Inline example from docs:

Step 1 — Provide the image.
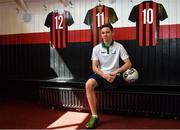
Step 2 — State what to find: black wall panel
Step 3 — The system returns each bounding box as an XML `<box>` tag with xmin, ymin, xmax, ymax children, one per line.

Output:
<box><xmin>0</xmin><ymin>38</ymin><xmax>180</xmax><ymax>86</ymax></box>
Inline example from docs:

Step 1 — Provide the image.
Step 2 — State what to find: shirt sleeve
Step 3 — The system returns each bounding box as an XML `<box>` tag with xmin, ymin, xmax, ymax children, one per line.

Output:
<box><xmin>66</xmin><ymin>11</ymin><xmax>74</xmax><ymax>26</ymax></box>
<box><xmin>158</xmin><ymin>4</ymin><xmax>168</xmax><ymax>21</ymax></box>
<box><xmin>109</xmin><ymin>7</ymin><xmax>118</xmax><ymax>23</ymax></box>
<box><xmin>84</xmin><ymin>9</ymin><xmax>92</xmax><ymax>25</ymax></box>
<box><xmin>128</xmin><ymin>5</ymin><xmax>137</xmax><ymax>22</ymax></box>
<box><xmin>91</xmin><ymin>46</ymin><xmax>99</xmax><ymax>61</ymax></box>
<box><xmin>44</xmin><ymin>12</ymin><xmax>52</xmax><ymax>28</ymax></box>
<box><xmin>119</xmin><ymin>44</ymin><xmax>129</xmax><ymax>61</ymax></box>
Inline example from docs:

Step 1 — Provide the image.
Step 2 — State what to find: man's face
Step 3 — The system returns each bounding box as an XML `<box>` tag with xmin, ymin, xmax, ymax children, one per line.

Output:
<box><xmin>101</xmin><ymin>27</ymin><xmax>114</xmax><ymax>43</ymax></box>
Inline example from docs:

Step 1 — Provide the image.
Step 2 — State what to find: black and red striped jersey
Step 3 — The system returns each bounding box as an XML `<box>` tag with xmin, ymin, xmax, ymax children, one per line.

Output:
<box><xmin>128</xmin><ymin>1</ymin><xmax>168</xmax><ymax>47</ymax></box>
<box><xmin>84</xmin><ymin>5</ymin><xmax>118</xmax><ymax>46</ymax></box>
<box><xmin>44</xmin><ymin>10</ymin><xmax>74</xmax><ymax>48</ymax></box>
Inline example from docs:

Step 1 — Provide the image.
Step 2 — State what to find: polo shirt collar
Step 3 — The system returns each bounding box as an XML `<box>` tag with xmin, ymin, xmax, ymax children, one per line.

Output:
<box><xmin>102</xmin><ymin>40</ymin><xmax>114</xmax><ymax>49</ymax></box>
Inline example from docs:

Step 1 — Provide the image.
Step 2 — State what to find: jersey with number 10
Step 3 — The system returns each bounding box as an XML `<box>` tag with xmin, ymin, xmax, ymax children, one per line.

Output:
<box><xmin>84</xmin><ymin>5</ymin><xmax>118</xmax><ymax>46</ymax></box>
<box><xmin>128</xmin><ymin>1</ymin><xmax>168</xmax><ymax>47</ymax></box>
<box><xmin>45</xmin><ymin>10</ymin><xmax>74</xmax><ymax>48</ymax></box>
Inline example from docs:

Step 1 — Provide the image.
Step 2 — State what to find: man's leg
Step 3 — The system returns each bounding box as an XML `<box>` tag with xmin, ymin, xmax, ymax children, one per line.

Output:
<box><xmin>85</xmin><ymin>78</ymin><xmax>99</xmax><ymax>128</ymax></box>
<box><xmin>85</xmin><ymin>78</ymin><xmax>98</xmax><ymax>115</ymax></box>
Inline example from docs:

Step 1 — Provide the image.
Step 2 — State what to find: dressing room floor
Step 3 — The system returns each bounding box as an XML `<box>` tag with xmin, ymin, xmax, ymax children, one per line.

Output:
<box><xmin>0</xmin><ymin>98</ymin><xmax>180</xmax><ymax>129</ymax></box>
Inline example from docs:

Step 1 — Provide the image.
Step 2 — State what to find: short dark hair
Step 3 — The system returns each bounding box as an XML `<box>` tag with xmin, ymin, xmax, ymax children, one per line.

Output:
<box><xmin>100</xmin><ymin>23</ymin><xmax>113</xmax><ymax>31</ymax></box>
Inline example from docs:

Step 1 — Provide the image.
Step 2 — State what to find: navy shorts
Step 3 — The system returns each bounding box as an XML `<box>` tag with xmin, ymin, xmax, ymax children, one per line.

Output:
<box><xmin>89</xmin><ymin>73</ymin><xmax>123</xmax><ymax>91</ymax></box>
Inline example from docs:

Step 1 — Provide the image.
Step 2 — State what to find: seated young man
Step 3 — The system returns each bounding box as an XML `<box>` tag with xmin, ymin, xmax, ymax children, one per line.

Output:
<box><xmin>85</xmin><ymin>23</ymin><xmax>132</xmax><ymax>129</ymax></box>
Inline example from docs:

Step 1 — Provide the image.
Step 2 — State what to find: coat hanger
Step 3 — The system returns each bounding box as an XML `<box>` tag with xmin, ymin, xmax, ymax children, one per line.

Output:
<box><xmin>98</xmin><ymin>0</ymin><xmax>103</xmax><ymax>7</ymax></box>
<box><xmin>54</xmin><ymin>9</ymin><xmax>58</xmax><ymax>13</ymax></box>
<box><xmin>97</xmin><ymin>0</ymin><xmax>103</xmax><ymax>9</ymax></box>
<box><xmin>53</xmin><ymin>8</ymin><xmax>64</xmax><ymax>14</ymax></box>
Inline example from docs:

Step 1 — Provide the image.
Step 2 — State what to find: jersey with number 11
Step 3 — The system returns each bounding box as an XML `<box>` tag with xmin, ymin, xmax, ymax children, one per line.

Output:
<box><xmin>84</xmin><ymin>5</ymin><xmax>118</xmax><ymax>46</ymax></box>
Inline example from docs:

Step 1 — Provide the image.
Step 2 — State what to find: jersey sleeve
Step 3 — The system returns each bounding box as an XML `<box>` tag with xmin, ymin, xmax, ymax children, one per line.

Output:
<box><xmin>84</xmin><ymin>9</ymin><xmax>92</xmax><ymax>25</ymax></box>
<box><xmin>109</xmin><ymin>7</ymin><xmax>118</xmax><ymax>23</ymax></box>
<box><xmin>158</xmin><ymin>4</ymin><xmax>168</xmax><ymax>21</ymax></box>
<box><xmin>44</xmin><ymin>12</ymin><xmax>52</xmax><ymax>28</ymax></box>
<box><xmin>66</xmin><ymin>11</ymin><xmax>74</xmax><ymax>26</ymax></box>
<box><xmin>128</xmin><ymin>5</ymin><xmax>137</xmax><ymax>22</ymax></box>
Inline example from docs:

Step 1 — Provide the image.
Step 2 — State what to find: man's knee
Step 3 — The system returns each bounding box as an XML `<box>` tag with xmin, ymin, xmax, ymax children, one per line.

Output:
<box><xmin>85</xmin><ymin>79</ymin><xmax>97</xmax><ymax>92</ymax></box>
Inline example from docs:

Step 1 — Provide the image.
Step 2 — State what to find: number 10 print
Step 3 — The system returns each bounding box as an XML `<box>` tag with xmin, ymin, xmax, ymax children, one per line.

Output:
<box><xmin>142</xmin><ymin>9</ymin><xmax>153</xmax><ymax>24</ymax></box>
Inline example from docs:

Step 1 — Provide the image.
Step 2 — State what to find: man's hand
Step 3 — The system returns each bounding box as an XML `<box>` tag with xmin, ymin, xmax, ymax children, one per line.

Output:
<box><xmin>103</xmin><ymin>73</ymin><xmax>116</xmax><ymax>83</ymax></box>
<box><xmin>110</xmin><ymin>71</ymin><xmax>118</xmax><ymax>76</ymax></box>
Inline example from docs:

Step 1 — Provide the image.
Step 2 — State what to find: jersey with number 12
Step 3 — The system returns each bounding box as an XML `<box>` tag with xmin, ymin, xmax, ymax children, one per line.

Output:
<box><xmin>45</xmin><ymin>10</ymin><xmax>74</xmax><ymax>48</ymax></box>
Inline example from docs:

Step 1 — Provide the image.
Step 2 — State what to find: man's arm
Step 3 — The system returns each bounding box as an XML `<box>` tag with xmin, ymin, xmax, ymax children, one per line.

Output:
<box><xmin>92</xmin><ymin>60</ymin><xmax>104</xmax><ymax>77</ymax></box>
<box><xmin>92</xmin><ymin>60</ymin><xmax>116</xmax><ymax>83</ymax></box>
<box><xmin>111</xmin><ymin>58</ymin><xmax>132</xmax><ymax>76</ymax></box>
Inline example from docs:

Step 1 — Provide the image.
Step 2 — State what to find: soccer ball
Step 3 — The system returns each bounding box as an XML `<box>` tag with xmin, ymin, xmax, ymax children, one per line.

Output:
<box><xmin>123</xmin><ymin>68</ymin><xmax>139</xmax><ymax>83</ymax></box>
